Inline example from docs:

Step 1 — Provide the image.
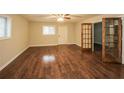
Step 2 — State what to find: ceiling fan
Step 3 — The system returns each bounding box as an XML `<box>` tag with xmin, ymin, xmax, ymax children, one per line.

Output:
<box><xmin>30</xmin><ymin>14</ymin><xmax>84</xmax><ymax>22</ymax></box>
<box><xmin>52</xmin><ymin>14</ymin><xmax>84</xmax><ymax>22</ymax></box>
<box><xmin>52</xmin><ymin>14</ymin><xmax>71</xmax><ymax>22</ymax></box>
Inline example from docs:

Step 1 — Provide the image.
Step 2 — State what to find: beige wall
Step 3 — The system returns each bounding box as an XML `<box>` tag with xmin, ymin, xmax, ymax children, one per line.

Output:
<box><xmin>75</xmin><ymin>22</ymin><xmax>81</xmax><ymax>46</ymax></box>
<box><xmin>29</xmin><ymin>22</ymin><xmax>76</xmax><ymax>46</ymax></box>
<box><xmin>0</xmin><ymin>15</ymin><xmax>29</xmax><ymax>68</ymax></box>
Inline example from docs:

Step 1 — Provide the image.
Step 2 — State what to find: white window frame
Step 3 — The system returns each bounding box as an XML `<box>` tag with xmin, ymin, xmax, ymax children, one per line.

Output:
<box><xmin>42</xmin><ymin>25</ymin><xmax>56</xmax><ymax>36</ymax></box>
<box><xmin>0</xmin><ymin>16</ymin><xmax>11</xmax><ymax>40</ymax></box>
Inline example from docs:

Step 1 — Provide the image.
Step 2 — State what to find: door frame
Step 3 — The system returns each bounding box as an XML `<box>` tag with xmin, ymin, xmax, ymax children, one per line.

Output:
<box><xmin>81</xmin><ymin>23</ymin><xmax>92</xmax><ymax>51</ymax></box>
<box><xmin>102</xmin><ymin>17</ymin><xmax>122</xmax><ymax>63</ymax></box>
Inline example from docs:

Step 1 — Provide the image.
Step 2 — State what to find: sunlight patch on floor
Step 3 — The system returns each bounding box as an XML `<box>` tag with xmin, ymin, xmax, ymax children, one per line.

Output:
<box><xmin>42</xmin><ymin>55</ymin><xmax>56</xmax><ymax>62</ymax></box>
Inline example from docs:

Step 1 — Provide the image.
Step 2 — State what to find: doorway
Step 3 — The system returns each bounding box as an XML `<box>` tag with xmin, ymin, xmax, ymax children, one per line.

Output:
<box><xmin>81</xmin><ymin>18</ymin><xmax>122</xmax><ymax>63</ymax></box>
<box><xmin>58</xmin><ymin>25</ymin><xmax>68</xmax><ymax>44</ymax></box>
<box><xmin>94</xmin><ymin>22</ymin><xmax>102</xmax><ymax>60</ymax></box>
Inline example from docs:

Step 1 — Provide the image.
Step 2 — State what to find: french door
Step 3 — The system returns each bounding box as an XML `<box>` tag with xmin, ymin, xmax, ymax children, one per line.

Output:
<box><xmin>102</xmin><ymin>18</ymin><xmax>122</xmax><ymax>63</ymax></box>
<box><xmin>81</xmin><ymin>23</ymin><xmax>92</xmax><ymax>51</ymax></box>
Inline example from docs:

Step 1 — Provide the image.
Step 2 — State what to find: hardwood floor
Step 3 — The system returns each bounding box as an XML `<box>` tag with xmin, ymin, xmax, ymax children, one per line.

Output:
<box><xmin>94</xmin><ymin>43</ymin><xmax>102</xmax><ymax>61</ymax></box>
<box><xmin>0</xmin><ymin>44</ymin><xmax>124</xmax><ymax>79</ymax></box>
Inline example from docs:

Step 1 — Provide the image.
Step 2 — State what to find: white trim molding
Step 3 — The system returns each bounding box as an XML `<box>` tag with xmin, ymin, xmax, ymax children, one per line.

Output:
<box><xmin>29</xmin><ymin>43</ymin><xmax>76</xmax><ymax>47</ymax></box>
<box><xmin>122</xmin><ymin>17</ymin><xmax>124</xmax><ymax>64</ymax></box>
<box><xmin>30</xmin><ymin>44</ymin><xmax>58</xmax><ymax>47</ymax></box>
<box><xmin>0</xmin><ymin>46</ymin><xmax>29</xmax><ymax>71</ymax></box>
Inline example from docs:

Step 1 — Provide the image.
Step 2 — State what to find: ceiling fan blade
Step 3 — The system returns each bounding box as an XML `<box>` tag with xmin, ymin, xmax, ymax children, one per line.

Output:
<box><xmin>64</xmin><ymin>17</ymin><xmax>71</xmax><ymax>19</ymax></box>
<box><xmin>71</xmin><ymin>15</ymin><xmax>84</xmax><ymax>18</ymax></box>
<box><xmin>65</xmin><ymin>14</ymin><xmax>70</xmax><ymax>16</ymax></box>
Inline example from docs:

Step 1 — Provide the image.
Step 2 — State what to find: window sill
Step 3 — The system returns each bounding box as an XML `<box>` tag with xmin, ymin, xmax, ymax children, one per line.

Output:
<box><xmin>0</xmin><ymin>37</ymin><xmax>11</xmax><ymax>40</ymax></box>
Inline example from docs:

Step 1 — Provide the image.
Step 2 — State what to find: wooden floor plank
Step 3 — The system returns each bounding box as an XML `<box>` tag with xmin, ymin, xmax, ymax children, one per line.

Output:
<box><xmin>0</xmin><ymin>44</ymin><xmax>124</xmax><ymax>79</ymax></box>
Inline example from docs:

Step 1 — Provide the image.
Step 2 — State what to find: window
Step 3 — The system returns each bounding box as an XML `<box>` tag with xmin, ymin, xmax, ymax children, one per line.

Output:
<box><xmin>0</xmin><ymin>16</ymin><xmax>11</xmax><ymax>39</ymax></box>
<box><xmin>43</xmin><ymin>26</ymin><xmax>56</xmax><ymax>35</ymax></box>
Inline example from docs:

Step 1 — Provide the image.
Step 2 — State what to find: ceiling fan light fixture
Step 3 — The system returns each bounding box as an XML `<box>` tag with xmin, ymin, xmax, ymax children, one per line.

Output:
<box><xmin>57</xmin><ymin>17</ymin><xmax>64</xmax><ymax>22</ymax></box>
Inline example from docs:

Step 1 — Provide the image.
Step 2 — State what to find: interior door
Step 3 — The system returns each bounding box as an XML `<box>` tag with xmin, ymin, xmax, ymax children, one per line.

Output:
<box><xmin>102</xmin><ymin>18</ymin><xmax>122</xmax><ymax>63</ymax></box>
<box><xmin>58</xmin><ymin>25</ymin><xmax>68</xmax><ymax>44</ymax></box>
<box><xmin>81</xmin><ymin>23</ymin><xmax>92</xmax><ymax>51</ymax></box>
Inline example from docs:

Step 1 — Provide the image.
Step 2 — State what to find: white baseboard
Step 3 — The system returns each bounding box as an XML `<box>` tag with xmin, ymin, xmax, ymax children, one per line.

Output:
<box><xmin>58</xmin><ymin>43</ymin><xmax>76</xmax><ymax>45</ymax></box>
<box><xmin>75</xmin><ymin>43</ymin><xmax>81</xmax><ymax>47</ymax></box>
<box><xmin>30</xmin><ymin>43</ymin><xmax>76</xmax><ymax>47</ymax></box>
<box><xmin>30</xmin><ymin>44</ymin><xmax>58</xmax><ymax>47</ymax></box>
<box><xmin>0</xmin><ymin>46</ymin><xmax>29</xmax><ymax>71</ymax></box>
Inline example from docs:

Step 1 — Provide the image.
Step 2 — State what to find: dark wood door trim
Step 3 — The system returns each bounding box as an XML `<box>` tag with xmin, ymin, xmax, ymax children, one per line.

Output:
<box><xmin>81</xmin><ymin>23</ymin><xmax>92</xmax><ymax>51</ymax></box>
<box><xmin>102</xmin><ymin>17</ymin><xmax>122</xmax><ymax>63</ymax></box>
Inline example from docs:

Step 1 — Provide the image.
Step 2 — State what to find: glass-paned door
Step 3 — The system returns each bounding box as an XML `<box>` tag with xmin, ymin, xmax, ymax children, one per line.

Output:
<box><xmin>102</xmin><ymin>18</ymin><xmax>122</xmax><ymax>63</ymax></box>
<box><xmin>81</xmin><ymin>23</ymin><xmax>92</xmax><ymax>51</ymax></box>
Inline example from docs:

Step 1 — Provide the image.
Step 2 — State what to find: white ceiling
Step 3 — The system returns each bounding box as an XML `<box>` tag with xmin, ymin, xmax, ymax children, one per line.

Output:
<box><xmin>22</xmin><ymin>14</ymin><xmax>99</xmax><ymax>22</ymax></box>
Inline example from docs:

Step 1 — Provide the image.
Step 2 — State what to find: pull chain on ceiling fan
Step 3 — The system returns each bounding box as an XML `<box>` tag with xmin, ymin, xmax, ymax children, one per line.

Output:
<box><xmin>57</xmin><ymin>14</ymin><xmax>64</xmax><ymax>22</ymax></box>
